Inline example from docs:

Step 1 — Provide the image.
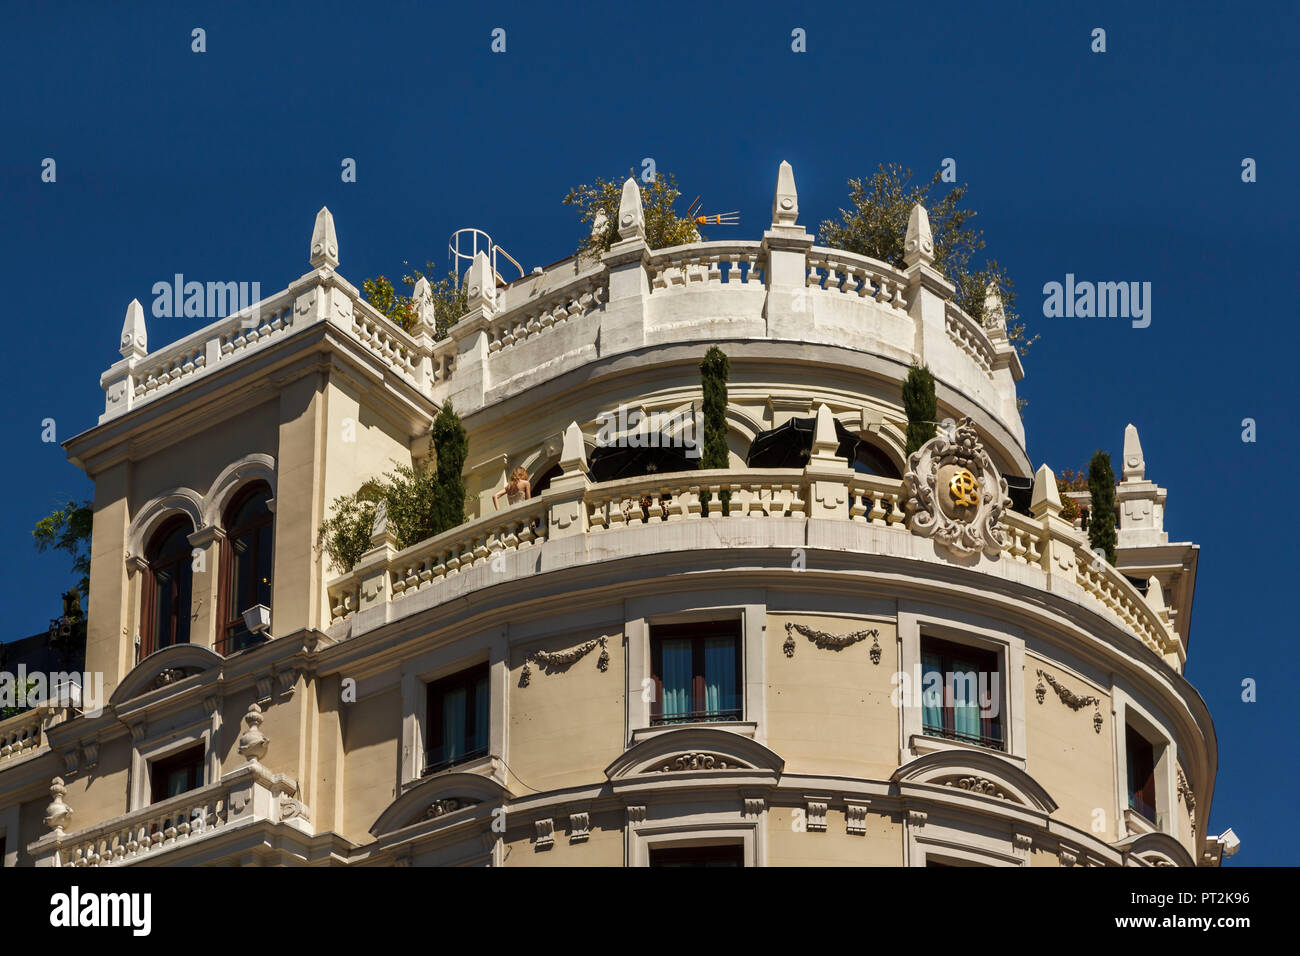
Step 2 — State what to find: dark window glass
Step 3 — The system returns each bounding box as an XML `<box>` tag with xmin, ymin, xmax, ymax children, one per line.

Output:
<box><xmin>220</xmin><ymin>483</ymin><xmax>273</xmax><ymax>654</ymax></box>
<box><xmin>649</xmin><ymin>844</ymin><xmax>744</xmax><ymax>867</ymax></box>
<box><xmin>1126</xmin><ymin>724</ymin><xmax>1158</xmax><ymax>823</ymax></box>
<box><xmin>650</xmin><ymin>621</ymin><xmax>742</xmax><ymax>726</ymax></box>
<box><xmin>142</xmin><ymin>517</ymin><xmax>194</xmax><ymax>657</ymax></box>
<box><xmin>150</xmin><ymin>745</ymin><xmax>205</xmax><ymax>803</ymax></box>
<box><xmin>424</xmin><ymin>663</ymin><xmax>490</xmax><ymax>774</ymax></box>
<box><xmin>853</xmin><ymin>441</ymin><xmax>902</xmax><ymax>479</ymax></box>
<box><xmin>920</xmin><ymin>636</ymin><xmax>1004</xmax><ymax>751</ymax></box>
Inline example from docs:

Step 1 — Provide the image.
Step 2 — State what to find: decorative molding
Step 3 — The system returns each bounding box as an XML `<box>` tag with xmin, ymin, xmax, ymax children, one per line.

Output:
<box><xmin>902</xmin><ymin>417</ymin><xmax>1010</xmax><ymax>557</ymax></box>
<box><xmin>569</xmin><ymin>811</ymin><xmax>590</xmax><ymax>842</ymax></box>
<box><xmin>279</xmin><ymin>795</ymin><xmax>311</xmax><ymax>823</ymax></box>
<box><xmin>1177</xmin><ymin>766</ymin><xmax>1196</xmax><ymax>831</ymax></box>
<box><xmin>426</xmin><ymin>797</ymin><xmax>478</xmax><ymax>819</ymax></box>
<box><xmin>845</xmin><ymin>801</ymin><xmax>869</xmax><ymax>835</ymax></box>
<box><xmin>62</xmin><ymin>750</ymin><xmax>79</xmax><ymax>776</ymax></box>
<box><xmin>627</xmin><ymin>805</ymin><xmax>646</xmax><ymax>825</ymax></box>
<box><xmin>152</xmin><ymin>667</ymin><xmax>198</xmax><ymax>690</ymax></box>
<box><xmin>534</xmin><ymin>818</ymin><xmax>555</xmax><ymax>848</ymax></box>
<box><xmin>656</xmin><ymin>752</ymin><xmax>749</xmax><ymax>773</ymax></box>
<box><xmin>520</xmin><ymin>636</ymin><xmax>609</xmax><ymax>687</ymax></box>
<box><xmin>783</xmin><ymin>621</ymin><xmax>880</xmax><ymax>657</ymax></box>
<box><xmin>1035</xmin><ymin>669</ymin><xmax>1104</xmax><ymax>734</ymax></box>
<box><xmin>907</xmin><ymin>809</ymin><xmax>928</xmax><ymax>827</ymax></box>
<box><xmin>941</xmin><ymin>775</ymin><xmax>1007</xmax><ymax>799</ymax></box>
<box><xmin>80</xmin><ymin>741</ymin><xmax>99</xmax><ymax>770</ymax></box>
<box><xmin>1013</xmin><ymin>832</ymin><xmax>1033</xmax><ymax>852</ymax></box>
<box><xmin>255</xmin><ymin>676</ymin><xmax>274</xmax><ymax>702</ymax></box>
<box><xmin>1059</xmin><ymin>847</ymin><xmax>1078</xmax><ymax>867</ymax></box>
<box><xmin>742</xmin><ymin>796</ymin><xmax>765</xmax><ymax>817</ymax></box>
<box><xmin>806</xmin><ymin>798</ymin><xmax>828</xmax><ymax>832</ymax></box>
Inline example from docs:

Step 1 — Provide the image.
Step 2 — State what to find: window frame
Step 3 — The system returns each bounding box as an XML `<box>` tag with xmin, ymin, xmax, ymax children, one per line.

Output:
<box><xmin>919</xmin><ymin>635</ymin><xmax>1005</xmax><ymax>752</ymax></box>
<box><xmin>217</xmin><ymin>481</ymin><xmax>274</xmax><ymax>655</ymax></box>
<box><xmin>423</xmin><ymin>662</ymin><xmax>492</xmax><ymax>776</ymax></box>
<box><xmin>149</xmin><ymin>742</ymin><xmax>207</xmax><ymax>803</ymax></box>
<box><xmin>140</xmin><ymin>515</ymin><xmax>196</xmax><ymax>658</ymax></box>
<box><xmin>648</xmin><ymin>620</ymin><xmax>744</xmax><ymax>727</ymax></box>
<box><xmin>898</xmin><ymin>607</ymin><xmax>1026</xmax><ymax>765</ymax></box>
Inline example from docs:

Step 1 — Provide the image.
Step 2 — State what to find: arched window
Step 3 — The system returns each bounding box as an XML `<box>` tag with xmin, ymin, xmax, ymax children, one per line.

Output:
<box><xmin>853</xmin><ymin>440</ymin><xmax>902</xmax><ymax>480</ymax></box>
<box><xmin>141</xmin><ymin>517</ymin><xmax>194</xmax><ymax>657</ymax></box>
<box><xmin>219</xmin><ymin>482</ymin><xmax>274</xmax><ymax>654</ymax></box>
<box><xmin>530</xmin><ymin>463</ymin><xmax>564</xmax><ymax>496</ymax></box>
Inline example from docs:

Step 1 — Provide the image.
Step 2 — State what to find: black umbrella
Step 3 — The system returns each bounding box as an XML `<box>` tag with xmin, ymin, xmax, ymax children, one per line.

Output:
<box><xmin>745</xmin><ymin>417</ymin><xmax>861</xmax><ymax>469</ymax></box>
<box><xmin>589</xmin><ymin>440</ymin><xmax>695</xmax><ymax>482</ymax></box>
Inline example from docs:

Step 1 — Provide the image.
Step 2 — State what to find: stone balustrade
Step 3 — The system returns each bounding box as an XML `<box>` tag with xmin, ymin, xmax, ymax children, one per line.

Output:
<box><xmin>324</xmin><ymin>464</ymin><xmax>1182</xmax><ymax>668</ymax></box>
<box><xmin>29</xmin><ymin>762</ymin><xmax>308</xmax><ymax>867</ymax></box>
<box><xmin>0</xmin><ymin>706</ymin><xmax>51</xmax><ymax>765</ymax></box>
<box><xmin>100</xmin><ymin>168</ymin><xmax>1022</xmax><ymax>455</ymax></box>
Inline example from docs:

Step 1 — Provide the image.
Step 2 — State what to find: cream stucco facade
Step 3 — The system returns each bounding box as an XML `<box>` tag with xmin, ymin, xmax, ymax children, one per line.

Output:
<box><xmin>0</xmin><ymin>163</ymin><xmax>1222</xmax><ymax>868</ymax></box>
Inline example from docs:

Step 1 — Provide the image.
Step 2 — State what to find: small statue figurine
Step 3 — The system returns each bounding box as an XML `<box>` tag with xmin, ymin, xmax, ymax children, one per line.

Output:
<box><xmin>492</xmin><ymin>467</ymin><xmax>531</xmax><ymax>509</ymax></box>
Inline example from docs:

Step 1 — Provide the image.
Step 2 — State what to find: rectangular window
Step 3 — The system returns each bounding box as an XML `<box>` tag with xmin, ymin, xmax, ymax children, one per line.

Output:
<box><xmin>649</xmin><ymin>843</ymin><xmax>744</xmax><ymax>867</ymax></box>
<box><xmin>920</xmin><ymin>636</ymin><xmax>1004</xmax><ymax>751</ymax></box>
<box><xmin>650</xmin><ymin>621</ymin><xmax>742</xmax><ymax>726</ymax></box>
<box><xmin>1126</xmin><ymin>724</ymin><xmax>1158</xmax><ymax>823</ymax></box>
<box><xmin>150</xmin><ymin>744</ymin><xmax>206</xmax><ymax>803</ymax></box>
<box><xmin>424</xmin><ymin>663</ymin><xmax>490</xmax><ymax>775</ymax></box>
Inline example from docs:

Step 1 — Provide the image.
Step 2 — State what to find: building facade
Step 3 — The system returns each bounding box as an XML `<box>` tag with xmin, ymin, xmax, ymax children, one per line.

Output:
<box><xmin>0</xmin><ymin>163</ymin><xmax>1225</xmax><ymax>867</ymax></box>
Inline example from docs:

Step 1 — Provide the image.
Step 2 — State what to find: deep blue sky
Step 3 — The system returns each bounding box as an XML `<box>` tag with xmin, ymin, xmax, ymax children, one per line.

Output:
<box><xmin>2</xmin><ymin>1</ymin><xmax>1294</xmax><ymax>863</ymax></box>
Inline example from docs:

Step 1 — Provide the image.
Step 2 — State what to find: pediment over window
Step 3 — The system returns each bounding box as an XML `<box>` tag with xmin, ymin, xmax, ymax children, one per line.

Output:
<box><xmin>604</xmin><ymin>727</ymin><xmax>784</xmax><ymax>780</ymax></box>
<box><xmin>370</xmin><ymin>771</ymin><xmax>510</xmax><ymax>837</ymax></box>
<box><xmin>1113</xmin><ymin>831</ymin><xmax>1194</xmax><ymax>868</ymax></box>
<box><xmin>110</xmin><ymin>644</ymin><xmax>224</xmax><ymax>706</ymax></box>
<box><xmin>893</xmin><ymin>749</ymin><xmax>1058</xmax><ymax>814</ymax></box>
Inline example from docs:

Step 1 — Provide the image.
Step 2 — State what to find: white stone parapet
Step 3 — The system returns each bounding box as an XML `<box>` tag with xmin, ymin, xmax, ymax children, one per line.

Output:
<box><xmin>28</xmin><ymin>762</ymin><xmax>309</xmax><ymax>867</ymax></box>
<box><xmin>324</xmin><ymin>466</ymin><xmax>1182</xmax><ymax>670</ymax></box>
<box><xmin>97</xmin><ymin>172</ymin><xmax>1025</xmax><ymax>452</ymax></box>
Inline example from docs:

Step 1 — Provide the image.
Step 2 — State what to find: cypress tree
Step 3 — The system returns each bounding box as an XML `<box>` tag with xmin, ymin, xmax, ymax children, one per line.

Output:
<box><xmin>1087</xmin><ymin>449</ymin><xmax>1117</xmax><ymax>566</ymax></box>
<box><xmin>431</xmin><ymin>402</ymin><xmax>469</xmax><ymax>534</ymax></box>
<box><xmin>699</xmin><ymin>346</ymin><xmax>731</xmax><ymax>516</ymax></box>
<box><xmin>903</xmin><ymin>364</ymin><xmax>938</xmax><ymax>455</ymax></box>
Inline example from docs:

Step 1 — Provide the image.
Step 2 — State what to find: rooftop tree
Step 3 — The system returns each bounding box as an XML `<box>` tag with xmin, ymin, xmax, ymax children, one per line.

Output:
<box><xmin>563</xmin><ymin>170</ymin><xmax>701</xmax><ymax>260</ymax></box>
<box><xmin>820</xmin><ymin>163</ymin><xmax>1036</xmax><ymax>358</ymax></box>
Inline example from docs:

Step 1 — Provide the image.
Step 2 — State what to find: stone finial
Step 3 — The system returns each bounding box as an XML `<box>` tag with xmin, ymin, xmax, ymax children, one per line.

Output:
<box><xmin>810</xmin><ymin>403</ymin><xmax>838</xmax><ymax>458</ymax></box>
<box><xmin>44</xmin><ymin>777</ymin><xmax>72</xmax><ymax>836</ymax></box>
<box><xmin>309</xmin><ymin>206</ymin><xmax>339</xmax><ymax>269</ymax></box>
<box><xmin>903</xmin><ymin>203</ymin><xmax>935</xmax><ymax>268</ymax></box>
<box><xmin>120</xmin><ymin>298</ymin><xmax>148</xmax><ymax>358</ymax></box>
<box><xmin>771</xmin><ymin>160</ymin><xmax>799</xmax><ymax>226</ymax></box>
<box><xmin>1122</xmin><ymin>424</ymin><xmax>1145</xmax><ymax>481</ymax></box>
<box><xmin>238</xmin><ymin>703</ymin><xmax>269</xmax><ymax>765</ymax></box>
<box><xmin>411</xmin><ymin>276</ymin><xmax>436</xmax><ymax>333</ymax></box>
<box><xmin>1029</xmin><ymin>463</ymin><xmax>1062</xmax><ymax>519</ymax></box>
<box><xmin>465</xmin><ymin>250</ymin><xmax>496</xmax><ymax>310</ymax></box>
<box><xmin>559</xmin><ymin>421</ymin><xmax>589</xmax><ymax>476</ymax></box>
<box><xmin>1145</xmin><ymin>575</ymin><xmax>1167</xmax><ymax>612</ymax></box>
<box><xmin>617</xmin><ymin>177</ymin><xmax>645</xmax><ymax>241</ymax></box>
<box><xmin>983</xmin><ymin>281</ymin><xmax>1008</xmax><ymax>337</ymax></box>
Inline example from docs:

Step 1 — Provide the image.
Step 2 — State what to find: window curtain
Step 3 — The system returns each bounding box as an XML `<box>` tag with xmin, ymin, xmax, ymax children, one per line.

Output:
<box><xmin>660</xmin><ymin>638</ymin><xmax>692</xmax><ymax>718</ymax></box>
<box><xmin>921</xmin><ymin>651</ymin><xmax>944</xmax><ymax>733</ymax></box>
<box><xmin>703</xmin><ymin>638</ymin><xmax>738</xmax><ymax>717</ymax></box>
<box><xmin>442</xmin><ymin>687</ymin><xmax>467</xmax><ymax>763</ymax></box>
<box><xmin>951</xmin><ymin>654</ymin><xmax>982</xmax><ymax>740</ymax></box>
